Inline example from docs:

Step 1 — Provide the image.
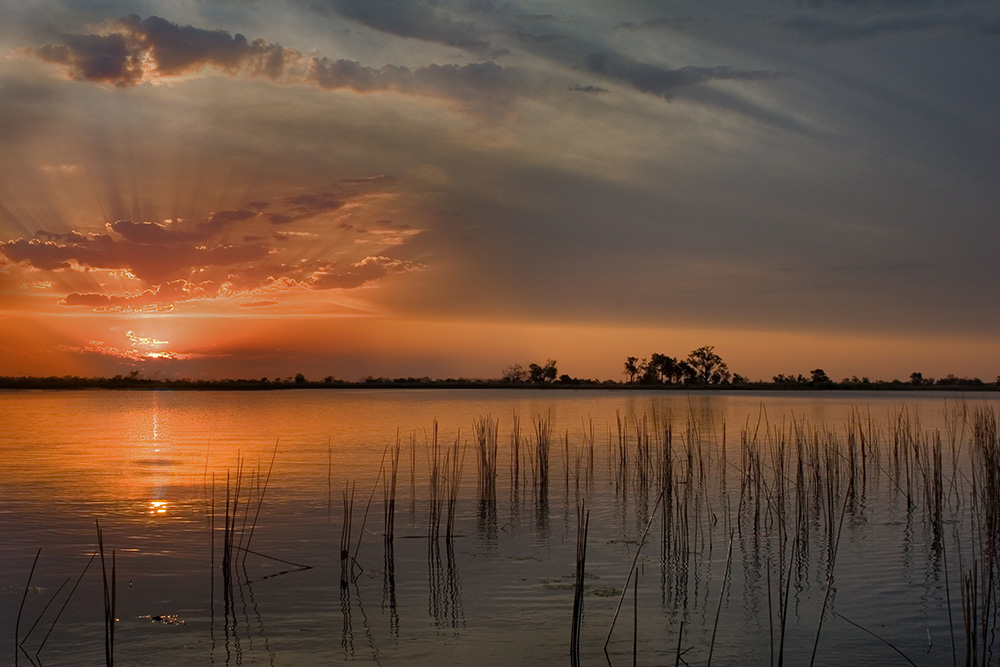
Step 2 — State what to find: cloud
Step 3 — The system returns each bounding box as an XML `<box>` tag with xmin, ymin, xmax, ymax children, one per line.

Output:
<box><xmin>60</xmin><ymin>279</ymin><xmax>212</xmax><ymax>312</ymax></box>
<box><xmin>780</xmin><ymin>10</ymin><xmax>995</xmax><ymax>41</ymax></box>
<box><xmin>0</xmin><ymin>232</ymin><xmax>271</xmax><ymax>283</ymax></box>
<box><xmin>0</xmin><ymin>178</ymin><xmax>428</xmax><ymax>312</ymax></box>
<box><xmin>616</xmin><ymin>17</ymin><xmax>699</xmax><ymax>32</ymax></box>
<box><xmin>309</xmin><ymin>256</ymin><xmax>426</xmax><ymax>289</ymax></box>
<box><xmin>60</xmin><ymin>339</ymin><xmax>186</xmax><ymax>361</ymax></box>
<box><xmin>23</xmin><ymin>14</ymin><xmax>520</xmax><ymax>110</ymax></box>
<box><xmin>312</xmin><ymin>0</ymin><xmax>492</xmax><ymax>54</ymax></box>
<box><xmin>583</xmin><ymin>53</ymin><xmax>775</xmax><ymax>99</ymax></box>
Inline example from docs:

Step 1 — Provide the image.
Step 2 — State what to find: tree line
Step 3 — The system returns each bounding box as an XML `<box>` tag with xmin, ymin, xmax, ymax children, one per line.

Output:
<box><xmin>623</xmin><ymin>345</ymin><xmax>736</xmax><ymax>385</ymax></box>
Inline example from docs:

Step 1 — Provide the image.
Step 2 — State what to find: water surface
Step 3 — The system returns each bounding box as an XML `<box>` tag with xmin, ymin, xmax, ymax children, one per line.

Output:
<box><xmin>1</xmin><ymin>389</ymin><xmax>997</xmax><ymax>666</ymax></box>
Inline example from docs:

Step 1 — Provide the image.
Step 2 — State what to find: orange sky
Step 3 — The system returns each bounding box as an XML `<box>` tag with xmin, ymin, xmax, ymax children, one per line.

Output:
<box><xmin>1</xmin><ymin>5</ymin><xmax>998</xmax><ymax>382</ymax></box>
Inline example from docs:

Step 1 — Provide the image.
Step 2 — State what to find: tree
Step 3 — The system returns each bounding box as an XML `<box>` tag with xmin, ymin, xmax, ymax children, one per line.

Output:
<box><xmin>810</xmin><ymin>368</ymin><xmax>830</xmax><ymax>385</ymax></box>
<box><xmin>623</xmin><ymin>356</ymin><xmax>639</xmax><ymax>383</ymax></box>
<box><xmin>294</xmin><ymin>372</ymin><xmax>306</xmax><ymax>384</ymax></box>
<box><xmin>527</xmin><ymin>359</ymin><xmax>558</xmax><ymax>384</ymax></box>
<box><xmin>647</xmin><ymin>353</ymin><xmax>681</xmax><ymax>384</ymax></box>
<box><xmin>501</xmin><ymin>364</ymin><xmax>527</xmax><ymax>382</ymax></box>
<box><xmin>542</xmin><ymin>359</ymin><xmax>558</xmax><ymax>383</ymax></box>
<box><xmin>528</xmin><ymin>363</ymin><xmax>545</xmax><ymax>384</ymax></box>
<box><xmin>686</xmin><ymin>345</ymin><xmax>730</xmax><ymax>384</ymax></box>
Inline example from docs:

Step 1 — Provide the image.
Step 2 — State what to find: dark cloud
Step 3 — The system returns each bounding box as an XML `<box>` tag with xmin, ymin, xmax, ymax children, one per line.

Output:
<box><xmin>616</xmin><ymin>17</ymin><xmax>698</xmax><ymax>32</ymax></box>
<box><xmin>569</xmin><ymin>84</ymin><xmax>608</xmax><ymax>94</ymax></box>
<box><xmin>583</xmin><ymin>53</ymin><xmax>776</xmax><ymax>99</ymax></box>
<box><xmin>200</xmin><ymin>208</ymin><xmax>258</xmax><ymax>233</ymax></box>
<box><xmin>0</xmin><ymin>231</ymin><xmax>270</xmax><ymax>283</ymax></box>
<box><xmin>283</xmin><ymin>191</ymin><xmax>349</xmax><ymax>216</ymax></box>
<box><xmin>109</xmin><ymin>219</ymin><xmax>194</xmax><ymax>244</ymax></box>
<box><xmin>24</xmin><ymin>14</ymin><xmax>520</xmax><ymax>109</ymax></box>
<box><xmin>305</xmin><ymin>0</ymin><xmax>491</xmax><ymax>54</ymax></box>
<box><xmin>31</xmin><ymin>32</ymin><xmax>145</xmax><ymax>86</ymax></box>
<box><xmin>515</xmin><ymin>32</ymin><xmax>567</xmax><ymax>44</ymax></box>
<box><xmin>780</xmin><ymin>10</ymin><xmax>994</xmax><ymax>41</ymax></box>
<box><xmin>308</xmin><ymin>57</ymin><xmax>520</xmax><ymax>107</ymax></box>
<box><xmin>341</xmin><ymin>174</ymin><xmax>397</xmax><ymax>185</ymax></box>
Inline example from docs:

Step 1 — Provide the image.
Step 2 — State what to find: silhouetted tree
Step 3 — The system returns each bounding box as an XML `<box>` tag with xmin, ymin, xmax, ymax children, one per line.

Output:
<box><xmin>294</xmin><ymin>373</ymin><xmax>306</xmax><ymax>384</ymax></box>
<box><xmin>527</xmin><ymin>359</ymin><xmax>558</xmax><ymax>384</ymax></box>
<box><xmin>686</xmin><ymin>346</ymin><xmax>730</xmax><ymax>384</ymax></box>
<box><xmin>810</xmin><ymin>369</ymin><xmax>830</xmax><ymax>385</ymax></box>
<box><xmin>528</xmin><ymin>363</ymin><xmax>544</xmax><ymax>384</ymax></box>
<box><xmin>648</xmin><ymin>353</ymin><xmax>682</xmax><ymax>384</ymax></box>
<box><xmin>501</xmin><ymin>364</ymin><xmax>527</xmax><ymax>382</ymax></box>
<box><xmin>624</xmin><ymin>356</ymin><xmax>639</xmax><ymax>383</ymax></box>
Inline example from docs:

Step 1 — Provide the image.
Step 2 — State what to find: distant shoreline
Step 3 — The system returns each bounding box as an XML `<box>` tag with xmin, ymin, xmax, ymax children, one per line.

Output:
<box><xmin>1</xmin><ymin>376</ymin><xmax>997</xmax><ymax>392</ymax></box>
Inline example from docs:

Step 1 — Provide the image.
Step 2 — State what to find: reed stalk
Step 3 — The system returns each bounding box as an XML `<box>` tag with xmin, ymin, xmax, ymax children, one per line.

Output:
<box><xmin>14</xmin><ymin>548</ymin><xmax>41</xmax><ymax>667</ymax></box>
<box><xmin>96</xmin><ymin>521</ymin><xmax>115</xmax><ymax>667</ymax></box>
<box><xmin>570</xmin><ymin>502</ymin><xmax>589</xmax><ymax>667</ymax></box>
<box><xmin>707</xmin><ymin>529</ymin><xmax>735</xmax><ymax>667</ymax></box>
<box><xmin>474</xmin><ymin>416</ymin><xmax>499</xmax><ymax>501</ymax></box>
<box><xmin>604</xmin><ymin>483</ymin><xmax>666</xmax><ymax>651</ymax></box>
<box><xmin>384</xmin><ymin>435</ymin><xmax>400</xmax><ymax>544</ymax></box>
<box><xmin>341</xmin><ymin>482</ymin><xmax>355</xmax><ymax>587</ymax></box>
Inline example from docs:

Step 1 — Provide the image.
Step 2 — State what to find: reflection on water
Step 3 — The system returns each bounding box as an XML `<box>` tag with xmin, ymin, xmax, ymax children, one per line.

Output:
<box><xmin>2</xmin><ymin>389</ymin><xmax>1000</xmax><ymax>665</ymax></box>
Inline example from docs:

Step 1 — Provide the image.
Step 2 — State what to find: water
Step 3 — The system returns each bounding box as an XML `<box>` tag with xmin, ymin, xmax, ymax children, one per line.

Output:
<box><xmin>1</xmin><ymin>388</ymin><xmax>998</xmax><ymax>666</ymax></box>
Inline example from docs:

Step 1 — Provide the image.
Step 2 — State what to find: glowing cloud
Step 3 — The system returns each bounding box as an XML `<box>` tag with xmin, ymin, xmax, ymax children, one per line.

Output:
<box><xmin>0</xmin><ymin>181</ymin><xmax>427</xmax><ymax>313</ymax></box>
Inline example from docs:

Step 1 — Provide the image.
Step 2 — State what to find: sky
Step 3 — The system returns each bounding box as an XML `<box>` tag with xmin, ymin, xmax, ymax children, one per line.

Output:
<box><xmin>0</xmin><ymin>0</ymin><xmax>998</xmax><ymax>382</ymax></box>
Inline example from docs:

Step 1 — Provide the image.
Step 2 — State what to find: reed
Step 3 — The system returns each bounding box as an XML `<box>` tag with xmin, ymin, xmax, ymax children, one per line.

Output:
<box><xmin>474</xmin><ymin>416</ymin><xmax>499</xmax><ymax>501</ymax></box>
<box><xmin>96</xmin><ymin>520</ymin><xmax>115</xmax><ymax>667</ymax></box>
<box><xmin>242</xmin><ymin>440</ymin><xmax>279</xmax><ymax>564</ymax></box>
<box><xmin>707</xmin><ymin>530</ymin><xmax>734</xmax><ymax>667</ymax></box>
<box><xmin>341</xmin><ymin>481</ymin><xmax>355</xmax><ymax>587</ymax></box>
<box><xmin>445</xmin><ymin>434</ymin><xmax>466</xmax><ymax>541</ymax></box>
<box><xmin>570</xmin><ymin>501</ymin><xmax>589</xmax><ymax>667</ymax></box>
<box><xmin>427</xmin><ymin>421</ymin><xmax>443</xmax><ymax>541</ymax></box>
<box><xmin>34</xmin><ymin>554</ymin><xmax>95</xmax><ymax>658</ymax></box>
<box><xmin>14</xmin><ymin>548</ymin><xmax>41</xmax><ymax>667</ymax></box>
<box><xmin>384</xmin><ymin>435</ymin><xmax>400</xmax><ymax>544</ymax></box>
<box><xmin>605</xmin><ymin>482</ymin><xmax>666</xmax><ymax>650</ymax></box>
<box><xmin>534</xmin><ymin>415</ymin><xmax>551</xmax><ymax>491</ymax></box>
<box><xmin>510</xmin><ymin>414</ymin><xmax>522</xmax><ymax>495</ymax></box>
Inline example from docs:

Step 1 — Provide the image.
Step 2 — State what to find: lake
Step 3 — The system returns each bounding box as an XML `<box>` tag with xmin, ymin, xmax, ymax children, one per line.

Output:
<box><xmin>2</xmin><ymin>388</ymin><xmax>999</xmax><ymax>666</ymax></box>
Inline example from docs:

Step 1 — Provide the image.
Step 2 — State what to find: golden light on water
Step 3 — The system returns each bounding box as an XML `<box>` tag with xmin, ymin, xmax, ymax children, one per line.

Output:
<box><xmin>148</xmin><ymin>500</ymin><xmax>169</xmax><ymax>515</ymax></box>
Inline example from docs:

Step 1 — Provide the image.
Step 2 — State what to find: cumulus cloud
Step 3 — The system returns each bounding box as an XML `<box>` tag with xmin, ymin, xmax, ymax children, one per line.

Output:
<box><xmin>24</xmin><ymin>14</ymin><xmax>519</xmax><ymax>110</ymax></box>
<box><xmin>583</xmin><ymin>53</ymin><xmax>775</xmax><ymax>99</ymax></box>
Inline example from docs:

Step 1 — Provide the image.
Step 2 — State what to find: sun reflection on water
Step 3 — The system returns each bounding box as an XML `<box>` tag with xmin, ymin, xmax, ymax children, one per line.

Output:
<box><xmin>148</xmin><ymin>500</ymin><xmax>169</xmax><ymax>515</ymax></box>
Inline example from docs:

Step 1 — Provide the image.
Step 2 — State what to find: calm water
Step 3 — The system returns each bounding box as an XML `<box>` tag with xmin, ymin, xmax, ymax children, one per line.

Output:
<box><xmin>1</xmin><ymin>388</ymin><xmax>998</xmax><ymax>666</ymax></box>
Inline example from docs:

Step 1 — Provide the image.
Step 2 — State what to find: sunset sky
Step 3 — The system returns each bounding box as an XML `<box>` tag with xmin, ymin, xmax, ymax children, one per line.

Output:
<box><xmin>1</xmin><ymin>0</ymin><xmax>998</xmax><ymax>382</ymax></box>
